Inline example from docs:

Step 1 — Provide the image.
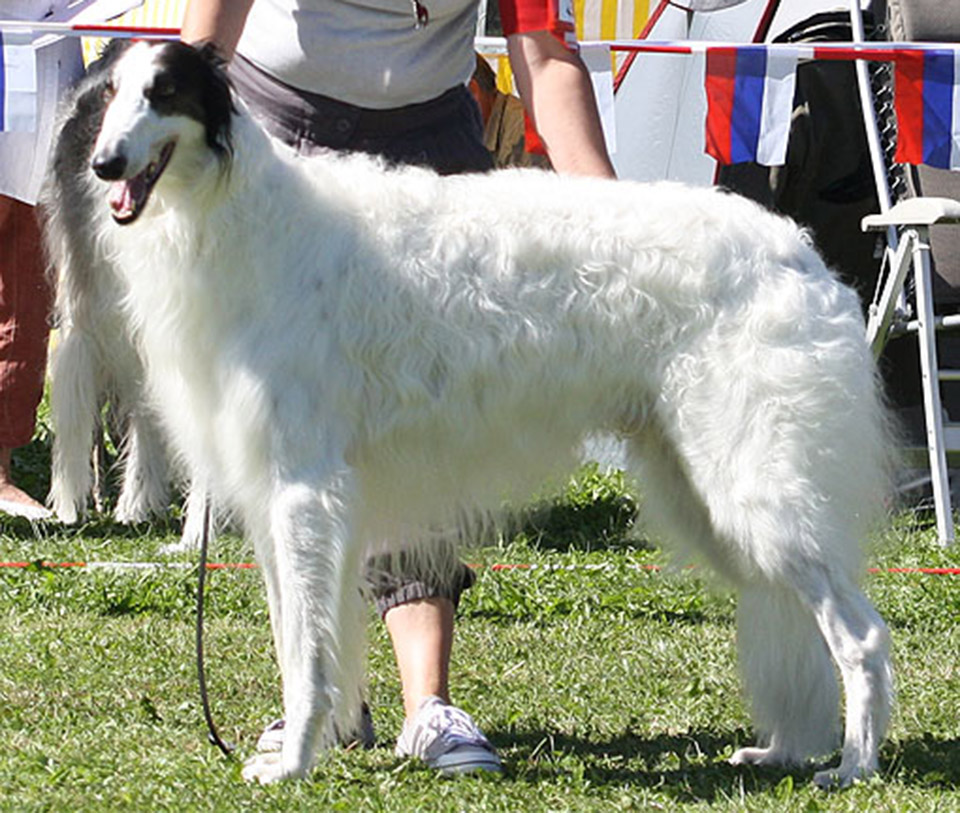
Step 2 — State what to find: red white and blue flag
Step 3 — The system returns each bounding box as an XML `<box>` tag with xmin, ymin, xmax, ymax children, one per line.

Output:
<box><xmin>704</xmin><ymin>46</ymin><xmax>798</xmax><ymax>167</ymax></box>
<box><xmin>894</xmin><ymin>49</ymin><xmax>960</xmax><ymax>170</ymax></box>
<box><xmin>0</xmin><ymin>31</ymin><xmax>37</xmax><ymax>132</ymax></box>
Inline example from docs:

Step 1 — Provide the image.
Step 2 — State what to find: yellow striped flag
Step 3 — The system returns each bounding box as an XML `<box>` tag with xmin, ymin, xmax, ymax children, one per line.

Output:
<box><xmin>82</xmin><ymin>0</ymin><xmax>184</xmax><ymax>64</ymax></box>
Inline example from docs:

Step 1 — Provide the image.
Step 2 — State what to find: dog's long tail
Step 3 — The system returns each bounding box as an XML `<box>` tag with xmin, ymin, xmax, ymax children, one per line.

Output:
<box><xmin>735</xmin><ymin>582</ymin><xmax>840</xmax><ymax>762</ymax></box>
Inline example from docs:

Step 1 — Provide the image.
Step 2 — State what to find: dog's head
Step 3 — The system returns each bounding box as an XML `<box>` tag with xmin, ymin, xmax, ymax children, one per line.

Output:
<box><xmin>90</xmin><ymin>41</ymin><xmax>235</xmax><ymax>225</ymax></box>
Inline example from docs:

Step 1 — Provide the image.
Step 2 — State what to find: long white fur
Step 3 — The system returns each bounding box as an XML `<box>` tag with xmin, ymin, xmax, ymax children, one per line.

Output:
<box><xmin>40</xmin><ymin>43</ymin><xmax>205</xmax><ymax>548</ymax></box>
<box><xmin>42</xmin><ymin>162</ymin><xmax>172</xmax><ymax>524</ymax></box>
<box><xmin>88</xmin><ymin>41</ymin><xmax>893</xmax><ymax>787</ymax></box>
<box><xmin>45</xmin><ymin>248</ymin><xmax>171</xmax><ymax>525</ymax></box>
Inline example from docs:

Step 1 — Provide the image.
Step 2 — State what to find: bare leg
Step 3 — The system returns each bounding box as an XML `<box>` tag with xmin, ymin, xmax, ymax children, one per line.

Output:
<box><xmin>385</xmin><ymin>596</ymin><xmax>455</xmax><ymax>720</ymax></box>
<box><xmin>0</xmin><ymin>447</ymin><xmax>51</xmax><ymax>518</ymax></box>
<box><xmin>0</xmin><ymin>196</ymin><xmax>51</xmax><ymax>520</ymax></box>
<box><xmin>387</xmin><ymin>594</ymin><xmax>502</xmax><ymax>775</ymax></box>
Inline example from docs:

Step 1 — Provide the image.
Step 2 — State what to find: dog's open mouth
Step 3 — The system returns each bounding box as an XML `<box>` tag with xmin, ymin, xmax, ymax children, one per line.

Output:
<box><xmin>108</xmin><ymin>141</ymin><xmax>176</xmax><ymax>225</ymax></box>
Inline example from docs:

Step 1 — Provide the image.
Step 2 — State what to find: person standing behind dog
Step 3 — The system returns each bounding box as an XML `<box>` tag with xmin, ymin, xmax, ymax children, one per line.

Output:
<box><xmin>469</xmin><ymin>53</ymin><xmax>552</xmax><ymax>170</ymax></box>
<box><xmin>180</xmin><ymin>0</ymin><xmax>615</xmax><ymax>775</ymax></box>
<box><xmin>0</xmin><ymin>196</ymin><xmax>52</xmax><ymax>520</ymax></box>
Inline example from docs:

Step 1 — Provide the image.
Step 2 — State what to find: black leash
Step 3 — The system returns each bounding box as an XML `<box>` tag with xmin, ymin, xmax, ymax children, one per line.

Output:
<box><xmin>195</xmin><ymin>498</ymin><xmax>236</xmax><ymax>758</ymax></box>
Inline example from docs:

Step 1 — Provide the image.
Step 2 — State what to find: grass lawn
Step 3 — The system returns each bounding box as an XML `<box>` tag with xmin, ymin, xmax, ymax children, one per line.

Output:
<box><xmin>2</xmin><ymin>435</ymin><xmax>960</xmax><ymax>811</ymax></box>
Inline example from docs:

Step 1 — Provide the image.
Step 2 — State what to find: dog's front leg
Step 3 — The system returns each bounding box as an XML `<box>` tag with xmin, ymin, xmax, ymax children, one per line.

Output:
<box><xmin>241</xmin><ymin>474</ymin><xmax>364</xmax><ymax>784</ymax></box>
<box><xmin>160</xmin><ymin>480</ymin><xmax>209</xmax><ymax>554</ymax></box>
<box><xmin>47</xmin><ymin>324</ymin><xmax>100</xmax><ymax>522</ymax></box>
<box><xmin>114</xmin><ymin>406</ymin><xmax>172</xmax><ymax>523</ymax></box>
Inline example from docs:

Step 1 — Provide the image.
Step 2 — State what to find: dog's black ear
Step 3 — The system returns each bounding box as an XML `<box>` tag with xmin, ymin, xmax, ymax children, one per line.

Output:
<box><xmin>89</xmin><ymin>38</ymin><xmax>133</xmax><ymax>77</ymax></box>
<box><xmin>150</xmin><ymin>41</ymin><xmax>236</xmax><ymax>163</ymax></box>
<box><xmin>194</xmin><ymin>42</ymin><xmax>236</xmax><ymax>162</ymax></box>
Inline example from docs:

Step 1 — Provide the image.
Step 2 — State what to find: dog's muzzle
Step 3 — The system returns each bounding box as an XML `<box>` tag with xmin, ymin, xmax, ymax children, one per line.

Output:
<box><xmin>91</xmin><ymin>141</ymin><xmax>176</xmax><ymax>225</ymax></box>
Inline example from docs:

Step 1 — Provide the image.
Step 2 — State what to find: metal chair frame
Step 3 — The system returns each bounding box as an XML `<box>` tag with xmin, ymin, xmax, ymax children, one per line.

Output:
<box><xmin>863</xmin><ymin>198</ymin><xmax>960</xmax><ymax>544</ymax></box>
<box><xmin>850</xmin><ymin>0</ymin><xmax>960</xmax><ymax>543</ymax></box>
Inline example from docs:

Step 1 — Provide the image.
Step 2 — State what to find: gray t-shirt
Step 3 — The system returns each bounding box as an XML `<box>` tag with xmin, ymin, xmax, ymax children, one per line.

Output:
<box><xmin>237</xmin><ymin>0</ymin><xmax>480</xmax><ymax>109</ymax></box>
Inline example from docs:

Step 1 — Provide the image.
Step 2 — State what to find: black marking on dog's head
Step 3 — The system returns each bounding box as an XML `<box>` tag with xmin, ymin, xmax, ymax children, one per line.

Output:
<box><xmin>141</xmin><ymin>41</ymin><xmax>236</xmax><ymax>162</ymax></box>
<box><xmin>49</xmin><ymin>39</ymin><xmax>134</xmax><ymax>192</ymax></box>
<box><xmin>92</xmin><ymin>41</ymin><xmax>238</xmax><ymax>224</ymax></box>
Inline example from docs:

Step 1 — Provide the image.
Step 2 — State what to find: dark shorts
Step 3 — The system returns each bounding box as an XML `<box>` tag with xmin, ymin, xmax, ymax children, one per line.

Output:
<box><xmin>229</xmin><ymin>55</ymin><xmax>494</xmax><ymax>175</ymax></box>
<box><xmin>228</xmin><ymin>56</ymin><xmax>484</xmax><ymax>615</ymax></box>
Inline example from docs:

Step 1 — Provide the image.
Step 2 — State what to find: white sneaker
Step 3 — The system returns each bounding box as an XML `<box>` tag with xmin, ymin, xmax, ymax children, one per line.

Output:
<box><xmin>256</xmin><ymin>703</ymin><xmax>375</xmax><ymax>752</ymax></box>
<box><xmin>255</xmin><ymin>718</ymin><xmax>285</xmax><ymax>753</ymax></box>
<box><xmin>395</xmin><ymin>696</ymin><xmax>502</xmax><ymax>776</ymax></box>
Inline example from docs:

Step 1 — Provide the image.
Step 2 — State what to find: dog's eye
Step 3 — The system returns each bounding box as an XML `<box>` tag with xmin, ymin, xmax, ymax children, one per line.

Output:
<box><xmin>102</xmin><ymin>81</ymin><xmax>115</xmax><ymax>102</ymax></box>
<box><xmin>150</xmin><ymin>79</ymin><xmax>176</xmax><ymax>100</ymax></box>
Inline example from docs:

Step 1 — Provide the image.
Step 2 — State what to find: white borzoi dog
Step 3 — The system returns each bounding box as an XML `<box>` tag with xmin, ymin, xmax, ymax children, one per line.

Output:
<box><xmin>83</xmin><ymin>40</ymin><xmax>893</xmax><ymax>787</ymax></box>
<box><xmin>40</xmin><ymin>41</ymin><xmax>206</xmax><ymax>547</ymax></box>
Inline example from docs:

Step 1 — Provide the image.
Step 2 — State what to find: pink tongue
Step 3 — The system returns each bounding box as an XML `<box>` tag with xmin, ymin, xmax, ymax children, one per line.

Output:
<box><xmin>109</xmin><ymin>176</ymin><xmax>145</xmax><ymax>219</ymax></box>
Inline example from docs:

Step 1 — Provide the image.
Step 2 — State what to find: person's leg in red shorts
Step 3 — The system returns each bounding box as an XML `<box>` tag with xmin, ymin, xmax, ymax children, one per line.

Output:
<box><xmin>0</xmin><ymin>194</ymin><xmax>52</xmax><ymax>518</ymax></box>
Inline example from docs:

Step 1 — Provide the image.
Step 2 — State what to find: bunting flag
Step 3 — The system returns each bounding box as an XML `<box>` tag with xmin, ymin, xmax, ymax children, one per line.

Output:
<box><xmin>0</xmin><ymin>30</ymin><xmax>37</xmax><ymax>132</ymax></box>
<box><xmin>893</xmin><ymin>49</ymin><xmax>960</xmax><ymax>170</ymax></box>
<box><xmin>704</xmin><ymin>46</ymin><xmax>798</xmax><ymax>167</ymax></box>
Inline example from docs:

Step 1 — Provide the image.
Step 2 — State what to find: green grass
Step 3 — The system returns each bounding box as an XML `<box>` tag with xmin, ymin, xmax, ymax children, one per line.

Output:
<box><xmin>2</xmin><ymin>433</ymin><xmax>960</xmax><ymax>811</ymax></box>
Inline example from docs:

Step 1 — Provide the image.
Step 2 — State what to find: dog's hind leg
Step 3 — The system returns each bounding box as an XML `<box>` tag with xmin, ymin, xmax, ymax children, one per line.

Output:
<box><xmin>730</xmin><ymin>567</ymin><xmax>890</xmax><ymax>788</ymax></box>
<box><xmin>804</xmin><ymin>571</ymin><xmax>892</xmax><ymax>788</ymax></box>
<box><xmin>241</xmin><ymin>473</ymin><xmax>367</xmax><ymax>784</ymax></box>
<box><xmin>627</xmin><ymin>426</ymin><xmax>835</xmax><ymax>768</ymax></box>
<box><xmin>160</xmin><ymin>481</ymin><xmax>210</xmax><ymax>554</ymax></box>
<box><xmin>624</xmin><ymin>428</ymin><xmax>834</xmax><ymax>760</ymax></box>
<box><xmin>626</xmin><ymin>423</ymin><xmax>891</xmax><ymax>786</ymax></box>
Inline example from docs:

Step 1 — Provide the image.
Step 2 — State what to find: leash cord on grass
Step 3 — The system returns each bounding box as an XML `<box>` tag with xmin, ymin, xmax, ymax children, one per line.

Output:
<box><xmin>196</xmin><ymin>498</ymin><xmax>236</xmax><ymax>759</ymax></box>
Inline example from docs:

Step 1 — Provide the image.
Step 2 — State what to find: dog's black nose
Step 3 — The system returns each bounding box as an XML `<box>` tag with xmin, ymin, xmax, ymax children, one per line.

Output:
<box><xmin>92</xmin><ymin>153</ymin><xmax>127</xmax><ymax>181</ymax></box>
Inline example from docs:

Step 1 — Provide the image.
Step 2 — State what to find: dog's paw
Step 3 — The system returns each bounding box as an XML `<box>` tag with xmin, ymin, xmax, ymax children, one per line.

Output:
<box><xmin>50</xmin><ymin>501</ymin><xmax>79</xmax><ymax>525</ymax></box>
<box><xmin>161</xmin><ymin>504</ymin><xmax>206</xmax><ymax>554</ymax></box>
<box><xmin>113</xmin><ymin>498</ymin><xmax>152</xmax><ymax>525</ymax></box>
<box><xmin>729</xmin><ymin>746</ymin><xmax>779</xmax><ymax>767</ymax></box>
<box><xmin>241</xmin><ymin>753</ymin><xmax>299</xmax><ymax>784</ymax></box>
<box><xmin>159</xmin><ymin>536</ymin><xmax>199</xmax><ymax>555</ymax></box>
<box><xmin>813</xmin><ymin>768</ymin><xmax>846</xmax><ymax>790</ymax></box>
<box><xmin>813</xmin><ymin>762</ymin><xmax>874</xmax><ymax>790</ymax></box>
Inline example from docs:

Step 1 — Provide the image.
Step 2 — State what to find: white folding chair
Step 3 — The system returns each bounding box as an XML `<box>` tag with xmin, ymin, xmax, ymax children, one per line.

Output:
<box><xmin>851</xmin><ymin>0</ymin><xmax>960</xmax><ymax>544</ymax></box>
<box><xmin>864</xmin><ymin>198</ymin><xmax>960</xmax><ymax>544</ymax></box>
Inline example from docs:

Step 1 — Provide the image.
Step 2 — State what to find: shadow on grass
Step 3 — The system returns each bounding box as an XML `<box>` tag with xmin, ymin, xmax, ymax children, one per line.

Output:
<box><xmin>462</xmin><ymin>584</ymin><xmax>714</xmax><ymax>626</ymax></box>
<box><xmin>493</xmin><ymin>728</ymin><xmax>960</xmax><ymax>798</ymax></box>
<box><xmin>0</xmin><ymin>513</ymin><xmax>185</xmax><ymax>542</ymax></box>
<box><xmin>516</xmin><ymin>492</ymin><xmax>641</xmax><ymax>554</ymax></box>
<box><xmin>496</xmin><ymin>727</ymin><xmax>797</xmax><ymax>801</ymax></box>
<box><xmin>885</xmin><ymin>733</ymin><xmax>960</xmax><ymax>788</ymax></box>
<box><xmin>495</xmin><ymin>463</ymin><xmax>646</xmax><ymax>555</ymax></box>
